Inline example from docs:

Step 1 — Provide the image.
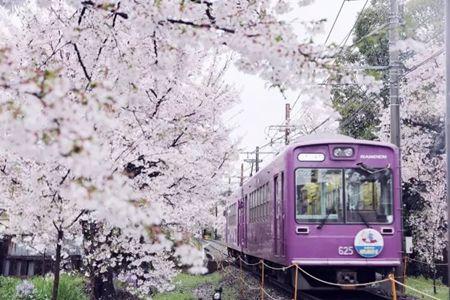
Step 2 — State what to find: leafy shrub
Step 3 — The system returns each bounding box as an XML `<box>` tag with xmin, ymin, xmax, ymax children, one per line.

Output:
<box><xmin>0</xmin><ymin>276</ymin><xmax>21</xmax><ymax>299</ymax></box>
<box><xmin>0</xmin><ymin>274</ymin><xmax>88</xmax><ymax>300</ymax></box>
<box><xmin>16</xmin><ymin>280</ymin><xmax>35</xmax><ymax>299</ymax></box>
<box><xmin>32</xmin><ymin>274</ymin><xmax>88</xmax><ymax>300</ymax></box>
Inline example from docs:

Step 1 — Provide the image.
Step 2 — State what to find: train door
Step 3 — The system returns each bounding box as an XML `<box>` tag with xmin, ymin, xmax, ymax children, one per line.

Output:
<box><xmin>238</xmin><ymin>197</ymin><xmax>247</xmax><ymax>249</ymax></box>
<box><xmin>274</xmin><ymin>172</ymin><xmax>285</xmax><ymax>256</ymax></box>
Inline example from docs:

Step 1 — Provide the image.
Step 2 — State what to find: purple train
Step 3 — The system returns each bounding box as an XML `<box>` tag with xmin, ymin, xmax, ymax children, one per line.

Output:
<box><xmin>224</xmin><ymin>135</ymin><xmax>402</xmax><ymax>290</ymax></box>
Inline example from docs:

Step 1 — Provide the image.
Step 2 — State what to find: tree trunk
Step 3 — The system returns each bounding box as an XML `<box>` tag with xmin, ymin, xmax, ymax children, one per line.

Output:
<box><xmin>51</xmin><ymin>230</ymin><xmax>63</xmax><ymax>300</ymax></box>
<box><xmin>433</xmin><ymin>268</ymin><xmax>437</xmax><ymax>294</ymax></box>
<box><xmin>91</xmin><ymin>270</ymin><xmax>116</xmax><ymax>300</ymax></box>
<box><xmin>81</xmin><ymin>220</ymin><xmax>117</xmax><ymax>300</ymax></box>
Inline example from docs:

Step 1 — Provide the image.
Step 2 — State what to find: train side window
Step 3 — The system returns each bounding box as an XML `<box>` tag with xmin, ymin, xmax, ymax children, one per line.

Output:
<box><xmin>256</xmin><ymin>189</ymin><xmax>259</xmax><ymax>222</ymax></box>
<box><xmin>262</xmin><ymin>185</ymin><xmax>265</xmax><ymax>219</ymax></box>
<box><xmin>253</xmin><ymin>191</ymin><xmax>256</xmax><ymax>222</ymax></box>
<box><xmin>263</xmin><ymin>184</ymin><xmax>267</xmax><ymax>219</ymax></box>
<box><xmin>259</xmin><ymin>187</ymin><xmax>264</xmax><ymax>220</ymax></box>
<box><xmin>258</xmin><ymin>188</ymin><xmax>262</xmax><ymax>222</ymax></box>
<box><xmin>258</xmin><ymin>188</ymin><xmax>262</xmax><ymax>221</ymax></box>
<box><xmin>260</xmin><ymin>186</ymin><xmax>263</xmax><ymax>221</ymax></box>
<box><xmin>265</xmin><ymin>183</ymin><xmax>269</xmax><ymax>218</ymax></box>
<box><xmin>250</xmin><ymin>193</ymin><xmax>253</xmax><ymax>223</ymax></box>
<box><xmin>256</xmin><ymin>188</ymin><xmax>259</xmax><ymax>222</ymax></box>
<box><xmin>250</xmin><ymin>193</ymin><xmax>252</xmax><ymax>223</ymax></box>
<box><xmin>254</xmin><ymin>191</ymin><xmax>256</xmax><ymax>221</ymax></box>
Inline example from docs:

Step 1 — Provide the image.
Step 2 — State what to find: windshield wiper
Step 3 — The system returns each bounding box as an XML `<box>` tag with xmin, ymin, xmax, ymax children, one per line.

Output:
<box><xmin>317</xmin><ymin>209</ymin><xmax>333</xmax><ymax>229</ymax></box>
<box><xmin>356</xmin><ymin>210</ymin><xmax>371</xmax><ymax>228</ymax></box>
<box><xmin>356</xmin><ymin>162</ymin><xmax>390</xmax><ymax>175</ymax></box>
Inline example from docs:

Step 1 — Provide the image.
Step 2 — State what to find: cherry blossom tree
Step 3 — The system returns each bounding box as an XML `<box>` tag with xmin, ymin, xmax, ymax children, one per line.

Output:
<box><xmin>379</xmin><ymin>31</ymin><xmax>446</xmax><ymax>283</ymax></box>
<box><xmin>0</xmin><ymin>0</ymin><xmax>336</xmax><ymax>298</ymax></box>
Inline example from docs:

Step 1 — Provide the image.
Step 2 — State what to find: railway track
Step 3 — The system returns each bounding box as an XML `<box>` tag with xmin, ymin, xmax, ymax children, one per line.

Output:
<box><xmin>202</xmin><ymin>239</ymin><xmax>414</xmax><ymax>300</ymax></box>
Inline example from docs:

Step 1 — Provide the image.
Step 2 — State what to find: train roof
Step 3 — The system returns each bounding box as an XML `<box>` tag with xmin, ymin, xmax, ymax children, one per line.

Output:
<box><xmin>227</xmin><ymin>134</ymin><xmax>398</xmax><ymax>203</ymax></box>
<box><xmin>286</xmin><ymin>134</ymin><xmax>398</xmax><ymax>151</ymax></box>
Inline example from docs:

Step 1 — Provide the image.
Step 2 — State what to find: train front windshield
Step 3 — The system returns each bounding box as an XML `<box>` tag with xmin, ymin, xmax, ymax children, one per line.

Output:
<box><xmin>295</xmin><ymin>168</ymin><xmax>393</xmax><ymax>224</ymax></box>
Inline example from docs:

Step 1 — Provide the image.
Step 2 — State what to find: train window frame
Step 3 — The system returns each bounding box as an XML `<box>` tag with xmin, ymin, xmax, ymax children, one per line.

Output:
<box><xmin>257</xmin><ymin>188</ymin><xmax>261</xmax><ymax>221</ymax></box>
<box><xmin>251</xmin><ymin>192</ymin><xmax>254</xmax><ymax>223</ymax></box>
<box><xmin>295</xmin><ymin>168</ymin><xmax>345</xmax><ymax>223</ymax></box>
<box><xmin>294</xmin><ymin>167</ymin><xmax>395</xmax><ymax>226</ymax></box>
<box><xmin>227</xmin><ymin>203</ymin><xmax>237</xmax><ymax>226</ymax></box>
<box><xmin>344</xmin><ymin>168</ymin><xmax>394</xmax><ymax>225</ymax></box>
<box><xmin>246</xmin><ymin>182</ymin><xmax>273</xmax><ymax>223</ymax></box>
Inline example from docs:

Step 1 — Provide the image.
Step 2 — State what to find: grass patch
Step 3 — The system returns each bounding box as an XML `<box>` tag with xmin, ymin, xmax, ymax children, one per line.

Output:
<box><xmin>221</xmin><ymin>286</ymin><xmax>239</xmax><ymax>300</ymax></box>
<box><xmin>0</xmin><ymin>274</ymin><xmax>88</xmax><ymax>300</ymax></box>
<box><xmin>0</xmin><ymin>276</ymin><xmax>21</xmax><ymax>299</ymax></box>
<box><xmin>153</xmin><ymin>272</ymin><xmax>222</xmax><ymax>300</ymax></box>
<box><xmin>405</xmin><ymin>276</ymin><xmax>449</xmax><ymax>300</ymax></box>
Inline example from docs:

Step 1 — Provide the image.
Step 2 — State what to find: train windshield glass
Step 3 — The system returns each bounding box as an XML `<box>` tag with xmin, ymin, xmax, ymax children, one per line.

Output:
<box><xmin>295</xmin><ymin>169</ymin><xmax>344</xmax><ymax>223</ymax></box>
<box><xmin>295</xmin><ymin>168</ymin><xmax>393</xmax><ymax>224</ymax></box>
<box><xmin>345</xmin><ymin>168</ymin><xmax>393</xmax><ymax>224</ymax></box>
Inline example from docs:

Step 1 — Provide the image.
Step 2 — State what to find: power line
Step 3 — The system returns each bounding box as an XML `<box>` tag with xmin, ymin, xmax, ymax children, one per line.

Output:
<box><xmin>402</xmin><ymin>48</ymin><xmax>444</xmax><ymax>77</ymax></box>
<box><xmin>290</xmin><ymin>92</ymin><xmax>302</xmax><ymax>112</ymax></box>
<box><xmin>309</xmin><ymin>117</ymin><xmax>332</xmax><ymax>134</ymax></box>
<box><xmin>348</xmin><ymin>23</ymin><xmax>389</xmax><ymax>50</ymax></box>
<box><xmin>334</xmin><ymin>51</ymin><xmax>444</xmax><ymax>136</ymax></box>
<box><xmin>324</xmin><ymin>0</ymin><xmax>346</xmax><ymax>45</ymax></box>
<box><xmin>338</xmin><ymin>0</ymin><xmax>370</xmax><ymax>48</ymax></box>
<box><xmin>338</xmin><ymin>96</ymin><xmax>377</xmax><ymax>130</ymax></box>
<box><xmin>239</xmin><ymin>0</ymin><xmax>374</xmax><ymax>183</ymax></box>
<box><xmin>319</xmin><ymin>0</ymin><xmax>371</xmax><ymax>87</ymax></box>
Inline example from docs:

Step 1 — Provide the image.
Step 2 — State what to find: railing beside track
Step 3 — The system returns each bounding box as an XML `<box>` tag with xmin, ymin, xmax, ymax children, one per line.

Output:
<box><xmin>203</xmin><ymin>241</ymin><xmax>439</xmax><ymax>300</ymax></box>
<box><xmin>204</xmin><ymin>241</ymin><xmax>441</xmax><ymax>300</ymax></box>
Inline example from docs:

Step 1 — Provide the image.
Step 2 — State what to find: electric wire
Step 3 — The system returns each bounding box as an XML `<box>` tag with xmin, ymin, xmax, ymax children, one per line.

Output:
<box><xmin>402</xmin><ymin>48</ymin><xmax>444</xmax><ymax>77</ymax></box>
<box><xmin>239</xmin><ymin>0</ymin><xmax>381</xmax><ymax>183</ymax></box>
<box><xmin>338</xmin><ymin>0</ymin><xmax>370</xmax><ymax>49</ymax></box>
<box><xmin>324</xmin><ymin>0</ymin><xmax>346</xmax><ymax>45</ymax></box>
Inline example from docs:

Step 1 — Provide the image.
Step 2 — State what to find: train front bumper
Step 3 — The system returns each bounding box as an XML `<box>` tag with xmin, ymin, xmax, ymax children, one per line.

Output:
<box><xmin>291</xmin><ymin>258</ymin><xmax>401</xmax><ymax>266</ymax></box>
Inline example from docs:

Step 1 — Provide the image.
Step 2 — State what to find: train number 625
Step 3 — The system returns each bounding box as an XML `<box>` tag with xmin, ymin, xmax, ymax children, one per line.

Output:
<box><xmin>338</xmin><ymin>246</ymin><xmax>354</xmax><ymax>256</ymax></box>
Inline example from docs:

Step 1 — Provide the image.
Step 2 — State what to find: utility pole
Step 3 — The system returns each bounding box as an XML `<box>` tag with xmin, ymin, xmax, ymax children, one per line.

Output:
<box><xmin>389</xmin><ymin>0</ymin><xmax>404</xmax><ymax>288</ymax></box>
<box><xmin>445</xmin><ymin>0</ymin><xmax>450</xmax><ymax>290</ymax></box>
<box><xmin>285</xmin><ymin>103</ymin><xmax>291</xmax><ymax>145</ymax></box>
<box><xmin>389</xmin><ymin>0</ymin><xmax>400</xmax><ymax>146</ymax></box>
<box><xmin>255</xmin><ymin>146</ymin><xmax>260</xmax><ymax>172</ymax></box>
<box><xmin>240</xmin><ymin>163</ymin><xmax>244</xmax><ymax>187</ymax></box>
<box><xmin>242</xmin><ymin>149</ymin><xmax>272</xmax><ymax>177</ymax></box>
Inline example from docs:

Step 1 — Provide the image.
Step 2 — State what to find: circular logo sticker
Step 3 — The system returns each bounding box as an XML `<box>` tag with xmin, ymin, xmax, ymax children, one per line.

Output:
<box><xmin>354</xmin><ymin>228</ymin><xmax>384</xmax><ymax>258</ymax></box>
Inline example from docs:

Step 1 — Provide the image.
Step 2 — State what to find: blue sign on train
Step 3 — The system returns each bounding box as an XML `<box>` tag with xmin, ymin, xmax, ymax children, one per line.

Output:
<box><xmin>354</xmin><ymin>228</ymin><xmax>384</xmax><ymax>258</ymax></box>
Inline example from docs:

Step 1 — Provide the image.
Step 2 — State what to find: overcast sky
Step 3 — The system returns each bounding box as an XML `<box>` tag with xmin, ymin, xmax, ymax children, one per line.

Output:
<box><xmin>225</xmin><ymin>0</ymin><xmax>367</xmax><ymax>165</ymax></box>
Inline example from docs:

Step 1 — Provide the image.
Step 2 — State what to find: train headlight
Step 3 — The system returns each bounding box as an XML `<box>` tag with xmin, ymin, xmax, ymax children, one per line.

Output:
<box><xmin>333</xmin><ymin>147</ymin><xmax>354</xmax><ymax>158</ymax></box>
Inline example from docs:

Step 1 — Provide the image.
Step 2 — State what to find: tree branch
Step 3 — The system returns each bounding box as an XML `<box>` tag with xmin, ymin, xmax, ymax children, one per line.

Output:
<box><xmin>165</xmin><ymin>19</ymin><xmax>235</xmax><ymax>34</ymax></box>
<box><xmin>169</xmin><ymin>131</ymin><xmax>185</xmax><ymax>148</ymax></box>
<box><xmin>59</xmin><ymin>169</ymin><xmax>71</xmax><ymax>185</ymax></box>
<box><xmin>152</xmin><ymin>31</ymin><xmax>158</xmax><ymax>65</ymax></box>
<box><xmin>151</xmin><ymin>87</ymin><xmax>172</xmax><ymax>118</ymax></box>
<box><xmin>72</xmin><ymin>43</ymin><xmax>92</xmax><ymax>82</ymax></box>
<box><xmin>65</xmin><ymin>209</ymin><xmax>88</xmax><ymax>229</ymax></box>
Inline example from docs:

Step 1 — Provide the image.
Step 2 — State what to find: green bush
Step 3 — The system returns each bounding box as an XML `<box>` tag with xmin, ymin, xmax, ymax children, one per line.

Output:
<box><xmin>0</xmin><ymin>276</ymin><xmax>21</xmax><ymax>299</ymax></box>
<box><xmin>0</xmin><ymin>274</ymin><xmax>88</xmax><ymax>300</ymax></box>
